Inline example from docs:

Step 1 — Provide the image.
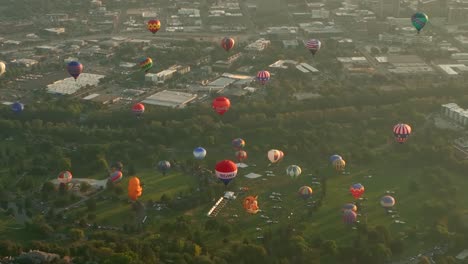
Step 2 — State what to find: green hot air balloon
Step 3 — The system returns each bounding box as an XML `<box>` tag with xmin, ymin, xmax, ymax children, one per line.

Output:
<box><xmin>411</xmin><ymin>12</ymin><xmax>428</xmax><ymax>34</ymax></box>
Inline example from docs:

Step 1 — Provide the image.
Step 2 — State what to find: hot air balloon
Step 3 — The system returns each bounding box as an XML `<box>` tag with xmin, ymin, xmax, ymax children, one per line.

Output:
<box><xmin>333</xmin><ymin>158</ymin><xmax>346</xmax><ymax>172</ymax></box>
<box><xmin>236</xmin><ymin>150</ymin><xmax>248</xmax><ymax>162</ymax></box>
<box><xmin>110</xmin><ymin>161</ymin><xmax>123</xmax><ymax>172</ymax></box>
<box><xmin>0</xmin><ymin>61</ymin><xmax>6</xmax><ymax>77</ymax></box>
<box><xmin>128</xmin><ymin>176</ymin><xmax>143</xmax><ymax>201</ymax></box>
<box><xmin>350</xmin><ymin>183</ymin><xmax>365</xmax><ymax>199</ymax></box>
<box><xmin>380</xmin><ymin>195</ymin><xmax>396</xmax><ymax>208</ymax></box>
<box><xmin>215</xmin><ymin>160</ymin><xmax>238</xmax><ymax>186</ymax></box>
<box><xmin>11</xmin><ymin>102</ymin><xmax>24</xmax><ymax>113</ymax></box>
<box><xmin>286</xmin><ymin>165</ymin><xmax>302</xmax><ymax>179</ymax></box>
<box><xmin>298</xmin><ymin>186</ymin><xmax>313</xmax><ymax>199</ymax></box>
<box><xmin>138</xmin><ymin>57</ymin><xmax>153</xmax><ymax>73</ymax></box>
<box><xmin>212</xmin><ymin>96</ymin><xmax>231</xmax><ymax>115</ymax></box>
<box><xmin>58</xmin><ymin>171</ymin><xmax>72</xmax><ymax>184</ymax></box>
<box><xmin>342</xmin><ymin>203</ymin><xmax>357</xmax><ymax>212</ymax></box>
<box><xmin>256</xmin><ymin>70</ymin><xmax>270</xmax><ymax>85</ymax></box>
<box><xmin>329</xmin><ymin>154</ymin><xmax>342</xmax><ymax>163</ymax></box>
<box><xmin>306</xmin><ymin>39</ymin><xmax>321</xmax><ymax>55</ymax></box>
<box><xmin>132</xmin><ymin>103</ymin><xmax>145</xmax><ymax>116</ymax></box>
<box><xmin>232</xmin><ymin>138</ymin><xmax>245</xmax><ymax>150</ymax></box>
<box><xmin>193</xmin><ymin>147</ymin><xmax>206</xmax><ymax>160</ymax></box>
<box><xmin>158</xmin><ymin>160</ymin><xmax>171</xmax><ymax>176</ymax></box>
<box><xmin>109</xmin><ymin>170</ymin><xmax>123</xmax><ymax>183</ymax></box>
<box><xmin>67</xmin><ymin>61</ymin><xmax>83</xmax><ymax>81</ymax></box>
<box><xmin>411</xmin><ymin>12</ymin><xmax>428</xmax><ymax>34</ymax></box>
<box><xmin>393</xmin><ymin>123</ymin><xmax>412</xmax><ymax>143</ymax></box>
<box><xmin>147</xmin><ymin>19</ymin><xmax>161</xmax><ymax>34</ymax></box>
<box><xmin>221</xmin><ymin>37</ymin><xmax>235</xmax><ymax>52</ymax></box>
<box><xmin>268</xmin><ymin>149</ymin><xmax>284</xmax><ymax>163</ymax></box>
<box><xmin>343</xmin><ymin>210</ymin><xmax>357</xmax><ymax>224</ymax></box>
<box><xmin>243</xmin><ymin>196</ymin><xmax>259</xmax><ymax>214</ymax></box>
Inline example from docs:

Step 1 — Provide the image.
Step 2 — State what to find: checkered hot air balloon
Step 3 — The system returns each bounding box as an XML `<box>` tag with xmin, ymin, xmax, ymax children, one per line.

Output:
<box><xmin>147</xmin><ymin>19</ymin><xmax>161</xmax><ymax>34</ymax></box>
<box><xmin>393</xmin><ymin>123</ymin><xmax>412</xmax><ymax>143</ymax></box>
<box><xmin>67</xmin><ymin>61</ymin><xmax>83</xmax><ymax>81</ymax></box>
<box><xmin>298</xmin><ymin>186</ymin><xmax>313</xmax><ymax>199</ymax></box>
<box><xmin>58</xmin><ymin>171</ymin><xmax>73</xmax><ymax>184</ymax></box>
<box><xmin>305</xmin><ymin>39</ymin><xmax>321</xmax><ymax>55</ymax></box>
<box><xmin>380</xmin><ymin>195</ymin><xmax>396</xmax><ymax>208</ymax></box>
<box><xmin>350</xmin><ymin>183</ymin><xmax>365</xmax><ymax>199</ymax></box>
<box><xmin>411</xmin><ymin>12</ymin><xmax>428</xmax><ymax>34</ymax></box>
<box><xmin>138</xmin><ymin>57</ymin><xmax>153</xmax><ymax>73</ymax></box>
<box><xmin>221</xmin><ymin>37</ymin><xmax>235</xmax><ymax>52</ymax></box>
<box><xmin>286</xmin><ymin>165</ymin><xmax>302</xmax><ymax>179</ymax></box>
<box><xmin>256</xmin><ymin>70</ymin><xmax>270</xmax><ymax>85</ymax></box>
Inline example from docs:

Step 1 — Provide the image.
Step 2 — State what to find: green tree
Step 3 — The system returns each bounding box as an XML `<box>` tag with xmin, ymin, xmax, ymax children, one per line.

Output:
<box><xmin>69</xmin><ymin>228</ymin><xmax>85</xmax><ymax>241</ymax></box>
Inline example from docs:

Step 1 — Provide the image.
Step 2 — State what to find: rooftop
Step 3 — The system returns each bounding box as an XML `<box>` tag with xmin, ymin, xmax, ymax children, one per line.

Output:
<box><xmin>47</xmin><ymin>73</ymin><xmax>105</xmax><ymax>95</ymax></box>
<box><xmin>142</xmin><ymin>90</ymin><xmax>198</xmax><ymax>108</ymax></box>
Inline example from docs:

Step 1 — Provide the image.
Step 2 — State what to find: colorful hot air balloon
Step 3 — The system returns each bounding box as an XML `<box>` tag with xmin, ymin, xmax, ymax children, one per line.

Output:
<box><xmin>342</xmin><ymin>203</ymin><xmax>357</xmax><ymax>212</ymax></box>
<box><xmin>158</xmin><ymin>160</ymin><xmax>171</xmax><ymax>175</ymax></box>
<box><xmin>243</xmin><ymin>196</ymin><xmax>259</xmax><ymax>214</ymax></box>
<box><xmin>236</xmin><ymin>150</ymin><xmax>248</xmax><ymax>162</ymax></box>
<box><xmin>212</xmin><ymin>96</ymin><xmax>231</xmax><ymax>115</ymax></box>
<box><xmin>128</xmin><ymin>176</ymin><xmax>143</xmax><ymax>201</ymax></box>
<box><xmin>306</xmin><ymin>39</ymin><xmax>321</xmax><ymax>55</ymax></box>
<box><xmin>329</xmin><ymin>154</ymin><xmax>342</xmax><ymax>163</ymax></box>
<box><xmin>343</xmin><ymin>210</ymin><xmax>357</xmax><ymax>224</ymax></box>
<box><xmin>232</xmin><ymin>138</ymin><xmax>245</xmax><ymax>150</ymax></box>
<box><xmin>132</xmin><ymin>103</ymin><xmax>145</xmax><ymax>116</ymax></box>
<box><xmin>11</xmin><ymin>102</ymin><xmax>24</xmax><ymax>113</ymax></box>
<box><xmin>298</xmin><ymin>186</ymin><xmax>313</xmax><ymax>199</ymax></box>
<box><xmin>333</xmin><ymin>158</ymin><xmax>346</xmax><ymax>172</ymax></box>
<box><xmin>256</xmin><ymin>70</ymin><xmax>270</xmax><ymax>85</ymax></box>
<box><xmin>350</xmin><ymin>183</ymin><xmax>365</xmax><ymax>199</ymax></box>
<box><xmin>147</xmin><ymin>19</ymin><xmax>161</xmax><ymax>34</ymax></box>
<box><xmin>67</xmin><ymin>61</ymin><xmax>83</xmax><ymax>81</ymax></box>
<box><xmin>0</xmin><ymin>61</ymin><xmax>6</xmax><ymax>77</ymax></box>
<box><xmin>380</xmin><ymin>195</ymin><xmax>396</xmax><ymax>208</ymax></box>
<box><xmin>58</xmin><ymin>171</ymin><xmax>73</xmax><ymax>184</ymax></box>
<box><xmin>193</xmin><ymin>147</ymin><xmax>207</xmax><ymax>160</ymax></box>
<box><xmin>109</xmin><ymin>170</ymin><xmax>123</xmax><ymax>183</ymax></box>
<box><xmin>268</xmin><ymin>149</ymin><xmax>284</xmax><ymax>163</ymax></box>
<box><xmin>138</xmin><ymin>57</ymin><xmax>153</xmax><ymax>73</ymax></box>
<box><xmin>221</xmin><ymin>37</ymin><xmax>235</xmax><ymax>52</ymax></box>
<box><xmin>215</xmin><ymin>160</ymin><xmax>238</xmax><ymax>186</ymax></box>
<box><xmin>393</xmin><ymin>123</ymin><xmax>412</xmax><ymax>143</ymax></box>
<box><xmin>411</xmin><ymin>12</ymin><xmax>428</xmax><ymax>34</ymax></box>
<box><xmin>110</xmin><ymin>161</ymin><xmax>123</xmax><ymax>172</ymax></box>
<box><xmin>286</xmin><ymin>165</ymin><xmax>302</xmax><ymax>179</ymax></box>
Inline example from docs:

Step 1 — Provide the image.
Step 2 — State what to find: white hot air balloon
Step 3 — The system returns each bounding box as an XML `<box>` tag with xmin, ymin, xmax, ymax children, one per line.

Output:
<box><xmin>0</xmin><ymin>62</ymin><xmax>5</xmax><ymax>77</ymax></box>
<box><xmin>193</xmin><ymin>147</ymin><xmax>207</xmax><ymax>160</ymax></box>
<box><xmin>268</xmin><ymin>149</ymin><xmax>284</xmax><ymax>163</ymax></box>
<box><xmin>286</xmin><ymin>165</ymin><xmax>302</xmax><ymax>179</ymax></box>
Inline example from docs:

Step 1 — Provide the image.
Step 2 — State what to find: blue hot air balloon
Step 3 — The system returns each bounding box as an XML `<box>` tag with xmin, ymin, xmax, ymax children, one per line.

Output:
<box><xmin>11</xmin><ymin>102</ymin><xmax>24</xmax><ymax>113</ymax></box>
<box><xmin>193</xmin><ymin>147</ymin><xmax>207</xmax><ymax>160</ymax></box>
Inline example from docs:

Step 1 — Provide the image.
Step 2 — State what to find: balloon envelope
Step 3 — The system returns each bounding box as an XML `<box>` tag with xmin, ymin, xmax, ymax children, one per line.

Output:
<box><xmin>268</xmin><ymin>149</ymin><xmax>284</xmax><ymax>163</ymax></box>
<box><xmin>138</xmin><ymin>57</ymin><xmax>153</xmax><ymax>72</ymax></box>
<box><xmin>350</xmin><ymin>183</ymin><xmax>365</xmax><ymax>199</ymax></box>
<box><xmin>212</xmin><ymin>96</ymin><xmax>231</xmax><ymax>115</ymax></box>
<box><xmin>393</xmin><ymin>123</ymin><xmax>412</xmax><ymax>143</ymax></box>
<box><xmin>243</xmin><ymin>196</ymin><xmax>259</xmax><ymax>214</ymax></box>
<box><xmin>67</xmin><ymin>61</ymin><xmax>83</xmax><ymax>80</ymax></box>
<box><xmin>329</xmin><ymin>154</ymin><xmax>342</xmax><ymax>163</ymax></box>
<box><xmin>256</xmin><ymin>70</ymin><xmax>270</xmax><ymax>85</ymax></box>
<box><xmin>132</xmin><ymin>103</ymin><xmax>145</xmax><ymax>115</ymax></box>
<box><xmin>411</xmin><ymin>12</ymin><xmax>428</xmax><ymax>32</ymax></box>
<box><xmin>11</xmin><ymin>102</ymin><xmax>24</xmax><ymax>113</ymax></box>
<box><xmin>109</xmin><ymin>170</ymin><xmax>123</xmax><ymax>183</ymax></box>
<box><xmin>306</xmin><ymin>39</ymin><xmax>321</xmax><ymax>55</ymax></box>
<box><xmin>221</xmin><ymin>37</ymin><xmax>235</xmax><ymax>51</ymax></box>
<box><xmin>381</xmin><ymin>195</ymin><xmax>396</xmax><ymax>208</ymax></box>
<box><xmin>58</xmin><ymin>171</ymin><xmax>73</xmax><ymax>184</ymax></box>
<box><xmin>128</xmin><ymin>176</ymin><xmax>143</xmax><ymax>201</ymax></box>
<box><xmin>215</xmin><ymin>160</ymin><xmax>238</xmax><ymax>185</ymax></box>
<box><xmin>193</xmin><ymin>147</ymin><xmax>206</xmax><ymax>159</ymax></box>
<box><xmin>232</xmin><ymin>138</ymin><xmax>245</xmax><ymax>149</ymax></box>
<box><xmin>147</xmin><ymin>19</ymin><xmax>161</xmax><ymax>34</ymax></box>
<box><xmin>343</xmin><ymin>210</ymin><xmax>357</xmax><ymax>224</ymax></box>
<box><xmin>333</xmin><ymin>158</ymin><xmax>346</xmax><ymax>171</ymax></box>
<box><xmin>0</xmin><ymin>61</ymin><xmax>6</xmax><ymax>76</ymax></box>
<box><xmin>158</xmin><ymin>160</ymin><xmax>171</xmax><ymax>172</ymax></box>
<box><xmin>298</xmin><ymin>186</ymin><xmax>313</xmax><ymax>199</ymax></box>
<box><xmin>236</xmin><ymin>150</ymin><xmax>248</xmax><ymax>162</ymax></box>
<box><xmin>286</xmin><ymin>165</ymin><xmax>302</xmax><ymax>179</ymax></box>
<box><xmin>342</xmin><ymin>203</ymin><xmax>357</xmax><ymax>212</ymax></box>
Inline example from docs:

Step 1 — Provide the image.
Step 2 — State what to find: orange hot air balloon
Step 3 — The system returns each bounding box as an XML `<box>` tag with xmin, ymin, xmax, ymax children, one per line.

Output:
<box><xmin>147</xmin><ymin>19</ymin><xmax>161</xmax><ymax>34</ymax></box>
<box><xmin>128</xmin><ymin>177</ymin><xmax>143</xmax><ymax>201</ymax></box>
<box><xmin>243</xmin><ymin>196</ymin><xmax>259</xmax><ymax>214</ymax></box>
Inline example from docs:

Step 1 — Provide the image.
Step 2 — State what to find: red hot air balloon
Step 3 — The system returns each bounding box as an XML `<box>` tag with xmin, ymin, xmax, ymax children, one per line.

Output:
<box><xmin>221</xmin><ymin>37</ymin><xmax>235</xmax><ymax>52</ymax></box>
<box><xmin>215</xmin><ymin>160</ymin><xmax>238</xmax><ymax>186</ymax></box>
<box><xmin>132</xmin><ymin>103</ymin><xmax>145</xmax><ymax>116</ymax></box>
<box><xmin>349</xmin><ymin>183</ymin><xmax>365</xmax><ymax>199</ymax></box>
<box><xmin>236</xmin><ymin>150</ymin><xmax>248</xmax><ymax>162</ymax></box>
<box><xmin>393</xmin><ymin>123</ymin><xmax>412</xmax><ymax>143</ymax></box>
<box><xmin>212</xmin><ymin>96</ymin><xmax>231</xmax><ymax>115</ymax></box>
<box><xmin>256</xmin><ymin>70</ymin><xmax>270</xmax><ymax>85</ymax></box>
<box><xmin>147</xmin><ymin>19</ymin><xmax>161</xmax><ymax>34</ymax></box>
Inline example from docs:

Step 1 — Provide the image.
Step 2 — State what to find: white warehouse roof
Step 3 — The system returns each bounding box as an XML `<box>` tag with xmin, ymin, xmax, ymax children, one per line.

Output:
<box><xmin>46</xmin><ymin>73</ymin><xmax>105</xmax><ymax>95</ymax></box>
<box><xmin>142</xmin><ymin>90</ymin><xmax>198</xmax><ymax>108</ymax></box>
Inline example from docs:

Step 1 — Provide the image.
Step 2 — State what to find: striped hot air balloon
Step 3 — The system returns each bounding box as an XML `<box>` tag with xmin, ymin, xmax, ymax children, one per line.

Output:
<box><xmin>268</xmin><ymin>149</ymin><xmax>284</xmax><ymax>163</ymax></box>
<box><xmin>221</xmin><ymin>37</ymin><xmax>235</xmax><ymax>51</ymax></box>
<box><xmin>343</xmin><ymin>210</ymin><xmax>357</xmax><ymax>224</ymax></box>
<box><xmin>256</xmin><ymin>70</ymin><xmax>270</xmax><ymax>85</ymax></box>
<box><xmin>298</xmin><ymin>186</ymin><xmax>313</xmax><ymax>199</ymax></box>
<box><xmin>286</xmin><ymin>165</ymin><xmax>302</xmax><ymax>179</ymax></box>
<box><xmin>67</xmin><ymin>61</ymin><xmax>83</xmax><ymax>81</ymax></box>
<box><xmin>411</xmin><ymin>12</ymin><xmax>428</xmax><ymax>34</ymax></box>
<box><xmin>305</xmin><ymin>39</ymin><xmax>321</xmax><ymax>55</ymax></box>
<box><xmin>393</xmin><ymin>123</ymin><xmax>412</xmax><ymax>143</ymax></box>
<box><xmin>138</xmin><ymin>57</ymin><xmax>153</xmax><ymax>73</ymax></box>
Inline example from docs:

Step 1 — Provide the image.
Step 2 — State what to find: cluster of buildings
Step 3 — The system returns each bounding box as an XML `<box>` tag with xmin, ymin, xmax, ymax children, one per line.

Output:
<box><xmin>441</xmin><ymin>103</ymin><xmax>468</xmax><ymax>126</ymax></box>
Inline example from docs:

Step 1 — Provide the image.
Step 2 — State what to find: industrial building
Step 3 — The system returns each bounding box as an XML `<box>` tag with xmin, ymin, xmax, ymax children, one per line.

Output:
<box><xmin>142</xmin><ymin>90</ymin><xmax>198</xmax><ymax>108</ymax></box>
<box><xmin>47</xmin><ymin>73</ymin><xmax>105</xmax><ymax>95</ymax></box>
<box><xmin>441</xmin><ymin>103</ymin><xmax>468</xmax><ymax>126</ymax></box>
